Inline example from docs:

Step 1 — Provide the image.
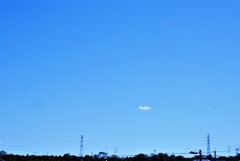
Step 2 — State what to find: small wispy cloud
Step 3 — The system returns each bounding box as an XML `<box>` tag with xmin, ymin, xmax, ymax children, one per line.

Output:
<box><xmin>138</xmin><ymin>106</ymin><xmax>152</xmax><ymax>111</ymax></box>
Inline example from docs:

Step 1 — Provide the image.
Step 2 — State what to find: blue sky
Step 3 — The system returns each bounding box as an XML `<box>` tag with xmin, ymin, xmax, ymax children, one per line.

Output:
<box><xmin>0</xmin><ymin>0</ymin><xmax>239</xmax><ymax>157</ymax></box>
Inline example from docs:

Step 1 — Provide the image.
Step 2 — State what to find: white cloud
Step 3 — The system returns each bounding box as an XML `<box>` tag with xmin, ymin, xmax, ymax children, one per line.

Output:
<box><xmin>138</xmin><ymin>106</ymin><xmax>152</xmax><ymax>111</ymax></box>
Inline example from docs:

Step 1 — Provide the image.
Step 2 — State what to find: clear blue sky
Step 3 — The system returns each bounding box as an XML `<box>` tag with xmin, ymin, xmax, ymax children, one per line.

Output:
<box><xmin>0</xmin><ymin>0</ymin><xmax>239</xmax><ymax>157</ymax></box>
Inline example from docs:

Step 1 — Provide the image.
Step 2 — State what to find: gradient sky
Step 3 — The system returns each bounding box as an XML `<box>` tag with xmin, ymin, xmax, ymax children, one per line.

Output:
<box><xmin>0</xmin><ymin>0</ymin><xmax>239</xmax><ymax>157</ymax></box>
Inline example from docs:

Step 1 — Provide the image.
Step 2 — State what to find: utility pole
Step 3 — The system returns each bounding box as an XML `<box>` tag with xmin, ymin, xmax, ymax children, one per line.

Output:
<box><xmin>199</xmin><ymin>150</ymin><xmax>202</xmax><ymax>161</ymax></box>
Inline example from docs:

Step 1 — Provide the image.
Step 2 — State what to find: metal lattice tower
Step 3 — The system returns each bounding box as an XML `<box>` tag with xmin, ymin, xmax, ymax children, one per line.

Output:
<box><xmin>80</xmin><ymin>135</ymin><xmax>84</xmax><ymax>161</ymax></box>
<box><xmin>228</xmin><ymin>147</ymin><xmax>231</xmax><ymax>156</ymax></box>
<box><xmin>207</xmin><ymin>134</ymin><xmax>211</xmax><ymax>156</ymax></box>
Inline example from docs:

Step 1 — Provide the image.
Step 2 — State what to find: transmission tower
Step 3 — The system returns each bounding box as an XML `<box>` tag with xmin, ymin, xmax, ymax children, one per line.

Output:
<box><xmin>207</xmin><ymin>134</ymin><xmax>211</xmax><ymax>156</ymax></box>
<box><xmin>228</xmin><ymin>147</ymin><xmax>231</xmax><ymax>156</ymax></box>
<box><xmin>114</xmin><ymin>148</ymin><xmax>118</xmax><ymax>155</ymax></box>
<box><xmin>80</xmin><ymin>135</ymin><xmax>84</xmax><ymax>161</ymax></box>
<box><xmin>213</xmin><ymin>148</ymin><xmax>216</xmax><ymax>161</ymax></box>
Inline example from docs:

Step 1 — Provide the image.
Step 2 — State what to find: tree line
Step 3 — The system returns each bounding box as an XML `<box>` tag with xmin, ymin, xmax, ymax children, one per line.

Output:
<box><xmin>1</xmin><ymin>151</ymin><xmax>240</xmax><ymax>161</ymax></box>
